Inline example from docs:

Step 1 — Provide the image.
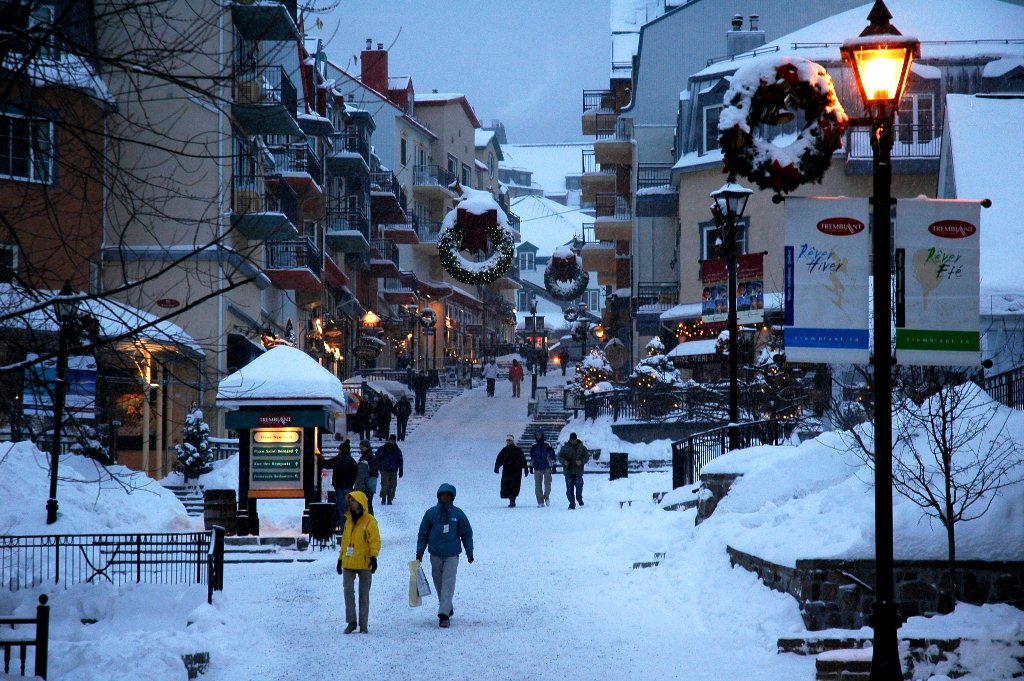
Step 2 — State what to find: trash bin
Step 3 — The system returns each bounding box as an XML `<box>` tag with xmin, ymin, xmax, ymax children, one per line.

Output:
<box><xmin>204</xmin><ymin>489</ymin><xmax>237</xmax><ymax>535</ymax></box>
<box><xmin>609</xmin><ymin>452</ymin><xmax>629</xmax><ymax>481</ymax></box>
<box><xmin>308</xmin><ymin>502</ymin><xmax>336</xmax><ymax>550</ymax></box>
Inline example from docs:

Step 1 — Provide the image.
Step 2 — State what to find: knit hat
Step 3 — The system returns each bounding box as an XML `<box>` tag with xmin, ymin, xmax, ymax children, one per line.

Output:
<box><xmin>359</xmin><ymin>439</ymin><xmax>371</xmax><ymax>448</ymax></box>
<box><xmin>506</xmin><ymin>433</ymin><xmax>515</xmax><ymax>441</ymax></box>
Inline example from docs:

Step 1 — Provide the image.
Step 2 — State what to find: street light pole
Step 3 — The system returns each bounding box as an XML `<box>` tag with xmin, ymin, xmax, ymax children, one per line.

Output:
<box><xmin>841</xmin><ymin>3</ymin><xmax>919</xmax><ymax>678</ymax></box>
<box><xmin>710</xmin><ymin>182</ymin><xmax>752</xmax><ymax>452</ymax></box>
<box><xmin>46</xmin><ymin>281</ymin><xmax>76</xmax><ymax>524</ymax></box>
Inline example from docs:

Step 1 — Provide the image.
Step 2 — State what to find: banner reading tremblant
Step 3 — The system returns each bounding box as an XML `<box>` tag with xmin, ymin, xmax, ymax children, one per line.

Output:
<box><xmin>700</xmin><ymin>253</ymin><xmax>764</xmax><ymax>330</ymax></box>
<box><xmin>784</xmin><ymin>197</ymin><xmax>870</xmax><ymax>363</ymax></box>
<box><xmin>894</xmin><ymin>198</ymin><xmax>981</xmax><ymax>366</ymax></box>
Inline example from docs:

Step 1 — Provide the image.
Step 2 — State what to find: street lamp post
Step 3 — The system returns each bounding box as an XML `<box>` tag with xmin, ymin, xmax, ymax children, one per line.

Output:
<box><xmin>709</xmin><ymin>181</ymin><xmax>752</xmax><ymax>452</ymax></box>
<box><xmin>841</xmin><ymin>3</ymin><xmax>919</xmax><ymax>679</ymax></box>
<box><xmin>46</xmin><ymin>281</ymin><xmax>78</xmax><ymax>524</ymax></box>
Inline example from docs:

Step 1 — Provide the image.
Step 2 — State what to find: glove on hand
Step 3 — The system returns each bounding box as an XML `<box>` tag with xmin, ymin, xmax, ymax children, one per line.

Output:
<box><xmin>336</xmin><ymin>559</ymin><xmax>343</xmax><ymax>575</ymax></box>
<box><xmin>416</xmin><ymin>554</ymin><xmax>422</xmax><ymax>562</ymax></box>
<box><xmin>369</xmin><ymin>556</ymin><xmax>378</xmax><ymax>574</ymax></box>
<box><xmin>467</xmin><ymin>555</ymin><xmax>474</xmax><ymax>564</ymax></box>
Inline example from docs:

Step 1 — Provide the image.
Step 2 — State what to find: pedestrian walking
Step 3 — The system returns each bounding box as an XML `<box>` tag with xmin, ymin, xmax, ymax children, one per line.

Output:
<box><xmin>558</xmin><ymin>348</ymin><xmax>569</xmax><ymax>376</ymax></box>
<box><xmin>376</xmin><ymin>434</ymin><xmax>404</xmax><ymax>505</ymax></box>
<box><xmin>355</xmin><ymin>396</ymin><xmax>374</xmax><ymax>441</ymax></box>
<box><xmin>354</xmin><ymin>439</ymin><xmax>378</xmax><ymax>516</ymax></box>
<box><xmin>374</xmin><ymin>394</ymin><xmax>393</xmax><ymax>440</ymax></box>
<box><xmin>508</xmin><ymin>359</ymin><xmax>524</xmax><ymax>398</ymax></box>
<box><xmin>336</xmin><ymin>490</ymin><xmax>380</xmax><ymax>634</ymax></box>
<box><xmin>415</xmin><ymin>483</ymin><xmax>474</xmax><ymax>628</ymax></box>
<box><xmin>413</xmin><ymin>371</ymin><xmax>429</xmax><ymax>415</ymax></box>
<box><xmin>316</xmin><ymin>438</ymin><xmax>358</xmax><ymax>530</ymax></box>
<box><xmin>558</xmin><ymin>432</ymin><xmax>590</xmax><ymax>510</ymax></box>
<box><xmin>494</xmin><ymin>434</ymin><xmax>528</xmax><ymax>507</ymax></box>
<box><xmin>482</xmin><ymin>358</ymin><xmax>498</xmax><ymax>397</ymax></box>
<box><xmin>528</xmin><ymin>429</ymin><xmax>557</xmax><ymax>507</ymax></box>
<box><xmin>393</xmin><ymin>394</ymin><xmax>412</xmax><ymax>441</ymax></box>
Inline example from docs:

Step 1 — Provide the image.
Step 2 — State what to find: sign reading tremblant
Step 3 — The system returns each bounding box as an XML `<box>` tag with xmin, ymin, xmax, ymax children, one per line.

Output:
<box><xmin>783</xmin><ymin>197</ymin><xmax>870</xmax><ymax>363</ymax></box>
<box><xmin>894</xmin><ymin>198</ymin><xmax>981</xmax><ymax>366</ymax></box>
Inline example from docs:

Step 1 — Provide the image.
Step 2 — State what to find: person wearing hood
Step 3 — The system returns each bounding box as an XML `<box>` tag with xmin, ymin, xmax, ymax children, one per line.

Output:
<box><xmin>353</xmin><ymin>440</ymin><xmax>377</xmax><ymax>516</ymax></box>
<box><xmin>494</xmin><ymin>434</ymin><xmax>528</xmax><ymax>507</ymax></box>
<box><xmin>336</xmin><ymin>490</ymin><xmax>381</xmax><ymax>634</ymax></box>
<box><xmin>415</xmin><ymin>483</ymin><xmax>474</xmax><ymax>628</ymax></box>
<box><xmin>529</xmin><ymin>429</ymin><xmax>557</xmax><ymax>507</ymax></box>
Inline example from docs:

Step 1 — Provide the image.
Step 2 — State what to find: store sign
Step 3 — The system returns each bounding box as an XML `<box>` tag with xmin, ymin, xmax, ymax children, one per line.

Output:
<box><xmin>257</xmin><ymin>412</ymin><xmax>293</xmax><ymax>427</ymax></box>
<box><xmin>156</xmin><ymin>298</ymin><xmax>180</xmax><ymax>309</ymax></box>
<box><xmin>250</xmin><ymin>427</ymin><xmax>303</xmax><ymax>490</ymax></box>
<box><xmin>783</xmin><ymin>197</ymin><xmax>870</xmax><ymax>364</ymax></box>
<box><xmin>894</xmin><ymin>198</ymin><xmax>981</xmax><ymax>366</ymax></box>
<box><xmin>23</xmin><ymin>354</ymin><xmax>97</xmax><ymax>420</ymax></box>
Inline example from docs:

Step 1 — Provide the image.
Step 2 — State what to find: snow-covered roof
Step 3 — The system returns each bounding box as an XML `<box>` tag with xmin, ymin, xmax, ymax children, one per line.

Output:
<box><xmin>5</xmin><ymin>48</ymin><xmax>114</xmax><ymax>105</ymax></box>
<box><xmin>666</xmin><ymin>338</ymin><xmax>719</xmax><ymax>358</ymax></box>
<box><xmin>944</xmin><ymin>94</ymin><xmax>1024</xmax><ymax>316</ymax></box>
<box><xmin>216</xmin><ymin>345</ymin><xmax>345</xmax><ymax>411</ymax></box>
<box><xmin>414</xmin><ymin>92</ymin><xmax>481</xmax><ymax>128</ymax></box>
<box><xmin>475</xmin><ymin>129</ymin><xmax>495</xmax><ymax>148</ymax></box>
<box><xmin>0</xmin><ymin>284</ymin><xmax>204</xmax><ymax>356</ymax></box>
<box><xmin>501</xmin><ymin>143</ymin><xmax>591</xmax><ymax>195</ymax></box>
<box><xmin>510</xmin><ymin>194</ymin><xmax>589</xmax><ymax>254</ymax></box>
<box><xmin>693</xmin><ymin>0</ymin><xmax>1024</xmax><ymax>80</ymax></box>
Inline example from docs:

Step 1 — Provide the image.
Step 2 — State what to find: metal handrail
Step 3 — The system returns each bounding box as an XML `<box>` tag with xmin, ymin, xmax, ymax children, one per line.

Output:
<box><xmin>265</xmin><ymin>235</ymin><xmax>322</xmax><ymax>278</ymax></box>
<box><xmin>413</xmin><ymin>164</ymin><xmax>456</xmax><ymax>189</ymax></box>
<box><xmin>846</xmin><ymin>124</ymin><xmax>942</xmax><ymax>160</ymax></box>
<box><xmin>671</xmin><ymin>420</ymin><xmax>791</xmax><ymax>487</ymax></box>
<box><xmin>594</xmin><ymin>193</ymin><xmax>631</xmax><ymax>220</ymax></box>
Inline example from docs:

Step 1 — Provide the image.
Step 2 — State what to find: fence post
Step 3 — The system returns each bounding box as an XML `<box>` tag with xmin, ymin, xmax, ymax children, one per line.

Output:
<box><xmin>136</xmin><ymin>535</ymin><xmax>142</xmax><ymax>583</ymax></box>
<box><xmin>34</xmin><ymin>594</ymin><xmax>49</xmax><ymax>679</ymax></box>
<box><xmin>54</xmin><ymin>539</ymin><xmax>60</xmax><ymax>585</ymax></box>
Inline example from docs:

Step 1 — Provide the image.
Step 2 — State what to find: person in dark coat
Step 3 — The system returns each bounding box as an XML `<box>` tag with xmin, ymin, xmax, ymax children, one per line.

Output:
<box><xmin>558</xmin><ymin>432</ymin><xmax>590</xmax><ymax>510</ymax></box>
<box><xmin>413</xmin><ymin>371</ymin><xmax>428</xmax><ymax>415</ymax></box>
<box><xmin>316</xmin><ymin>438</ymin><xmax>358</xmax><ymax>530</ymax></box>
<box><xmin>354</xmin><ymin>439</ymin><xmax>377</xmax><ymax>516</ymax></box>
<box><xmin>494</xmin><ymin>434</ymin><xmax>528</xmax><ymax>507</ymax></box>
<box><xmin>374</xmin><ymin>394</ymin><xmax>393</xmax><ymax>439</ymax></box>
<box><xmin>558</xmin><ymin>348</ymin><xmax>569</xmax><ymax>376</ymax></box>
<box><xmin>376</xmin><ymin>434</ymin><xmax>404</xmax><ymax>505</ymax></box>
<box><xmin>528</xmin><ymin>429</ymin><xmax>557</xmax><ymax>507</ymax></box>
<box><xmin>354</xmin><ymin>397</ymin><xmax>373</xmax><ymax>442</ymax></box>
<box><xmin>415</xmin><ymin>483</ymin><xmax>473</xmax><ymax>628</ymax></box>
<box><xmin>393</xmin><ymin>395</ymin><xmax>412</xmax><ymax>441</ymax></box>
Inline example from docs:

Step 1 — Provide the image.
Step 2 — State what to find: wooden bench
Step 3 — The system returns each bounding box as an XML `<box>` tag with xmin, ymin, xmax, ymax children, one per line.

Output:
<box><xmin>0</xmin><ymin>595</ymin><xmax>49</xmax><ymax>679</ymax></box>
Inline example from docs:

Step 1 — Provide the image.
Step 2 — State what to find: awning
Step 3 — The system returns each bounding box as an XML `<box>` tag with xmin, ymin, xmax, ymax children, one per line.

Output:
<box><xmin>667</xmin><ymin>339</ymin><xmax>718</xmax><ymax>358</ymax></box>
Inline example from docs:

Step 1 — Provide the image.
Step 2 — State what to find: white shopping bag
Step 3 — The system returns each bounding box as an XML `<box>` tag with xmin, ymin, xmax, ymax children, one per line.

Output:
<box><xmin>408</xmin><ymin>560</ymin><xmax>421</xmax><ymax>607</ymax></box>
<box><xmin>416</xmin><ymin>562</ymin><xmax>432</xmax><ymax>598</ymax></box>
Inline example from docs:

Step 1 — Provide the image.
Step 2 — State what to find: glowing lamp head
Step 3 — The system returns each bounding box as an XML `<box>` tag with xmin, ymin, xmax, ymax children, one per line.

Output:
<box><xmin>840</xmin><ymin>0</ymin><xmax>920</xmax><ymax>110</ymax></box>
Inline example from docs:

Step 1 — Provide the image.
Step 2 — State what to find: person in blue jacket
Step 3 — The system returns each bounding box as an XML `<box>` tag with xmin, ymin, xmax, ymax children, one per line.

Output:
<box><xmin>416</xmin><ymin>483</ymin><xmax>474</xmax><ymax>628</ymax></box>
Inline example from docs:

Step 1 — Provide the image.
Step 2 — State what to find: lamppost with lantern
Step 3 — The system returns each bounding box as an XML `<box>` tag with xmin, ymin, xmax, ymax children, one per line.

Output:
<box><xmin>46</xmin><ymin>281</ymin><xmax>80</xmax><ymax>524</ymax></box>
<box><xmin>840</xmin><ymin>2</ymin><xmax>919</xmax><ymax>678</ymax></box>
<box><xmin>563</xmin><ymin>301</ymin><xmax>593</xmax><ymax>360</ymax></box>
<box><xmin>709</xmin><ymin>181</ymin><xmax>752</xmax><ymax>452</ymax></box>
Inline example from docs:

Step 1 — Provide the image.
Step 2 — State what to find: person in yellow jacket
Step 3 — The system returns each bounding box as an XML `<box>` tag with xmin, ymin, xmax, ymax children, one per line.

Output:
<box><xmin>336</xmin><ymin>490</ymin><xmax>381</xmax><ymax>634</ymax></box>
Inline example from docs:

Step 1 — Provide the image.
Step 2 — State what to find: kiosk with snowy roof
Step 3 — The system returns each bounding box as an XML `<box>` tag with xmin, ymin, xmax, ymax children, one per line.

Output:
<box><xmin>216</xmin><ymin>345</ymin><xmax>346</xmax><ymax>535</ymax></box>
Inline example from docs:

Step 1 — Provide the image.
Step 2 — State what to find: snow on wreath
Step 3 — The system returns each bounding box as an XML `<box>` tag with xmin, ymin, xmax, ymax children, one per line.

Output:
<box><xmin>719</xmin><ymin>55</ymin><xmax>848</xmax><ymax>195</ymax></box>
<box><xmin>437</xmin><ymin>188</ymin><xmax>515</xmax><ymax>285</ymax></box>
<box><xmin>544</xmin><ymin>246</ymin><xmax>589</xmax><ymax>301</ymax></box>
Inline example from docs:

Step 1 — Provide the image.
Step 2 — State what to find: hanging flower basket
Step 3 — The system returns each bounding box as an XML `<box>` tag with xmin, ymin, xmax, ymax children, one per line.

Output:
<box><xmin>544</xmin><ymin>251</ymin><xmax>589</xmax><ymax>301</ymax></box>
<box><xmin>719</xmin><ymin>56</ymin><xmax>848</xmax><ymax>195</ymax></box>
<box><xmin>437</xmin><ymin>202</ymin><xmax>515</xmax><ymax>285</ymax></box>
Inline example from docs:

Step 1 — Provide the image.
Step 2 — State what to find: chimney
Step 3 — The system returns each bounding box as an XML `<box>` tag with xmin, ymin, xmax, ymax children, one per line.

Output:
<box><xmin>360</xmin><ymin>38</ymin><xmax>389</xmax><ymax>95</ymax></box>
<box><xmin>726</xmin><ymin>13</ymin><xmax>766</xmax><ymax>57</ymax></box>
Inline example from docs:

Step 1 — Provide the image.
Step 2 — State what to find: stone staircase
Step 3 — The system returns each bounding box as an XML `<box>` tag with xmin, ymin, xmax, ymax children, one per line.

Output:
<box><xmin>223</xmin><ymin>536</ymin><xmax>316</xmax><ymax>564</ymax></box>
<box><xmin>164</xmin><ymin>484</ymin><xmax>205</xmax><ymax>517</ymax></box>
<box><xmin>517</xmin><ymin>387</ymin><xmax>572</xmax><ymax>461</ymax></box>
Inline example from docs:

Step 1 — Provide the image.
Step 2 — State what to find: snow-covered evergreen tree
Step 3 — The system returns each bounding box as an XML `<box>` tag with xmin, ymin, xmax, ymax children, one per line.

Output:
<box><xmin>629</xmin><ymin>337</ymin><xmax>684</xmax><ymax>391</ymax></box>
<box><xmin>175</xmin><ymin>403</ymin><xmax>212</xmax><ymax>481</ymax></box>
<box><xmin>569</xmin><ymin>349</ymin><xmax>614</xmax><ymax>395</ymax></box>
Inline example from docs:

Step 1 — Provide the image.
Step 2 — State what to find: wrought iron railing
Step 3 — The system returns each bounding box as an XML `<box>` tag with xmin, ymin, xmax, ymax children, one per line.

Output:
<box><xmin>268</xmin><ymin>140</ymin><xmax>321</xmax><ymax>180</ymax></box>
<box><xmin>0</xmin><ymin>529</ymin><xmax>225</xmax><ymax>603</ymax></box>
<box><xmin>581</xmin><ymin>385</ymin><xmax>728</xmax><ymax>423</ymax></box>
<box><xmin>671</xmin><ymin>420</ymin><xmax>792</xmax><ymax>487</ymax></box>
<box><xmin>594</xmin><ymin>193</ymin><xmax>631</xmax><ymax>220</ymax></box>
<box><xmin>581</xmin><ymin>223</ymin><xmax>614</xmax><ymax>249</ymax></box>
<box><xmin>325</xmin><ymin>203</ymin><xmax>370</xmax><ymax>240</ymax></box>
<box><xmin>978</xmin><ymin>364</ymin><xmax>1024</xmax><ymax>410</ymax></box>
<box><xmin>506</xmin><ymin>210</ymin><xmax>521</xmax><ymax>233</ymax></box>
<box><xmin>208</xmin><ymin>437</ymin><xmax>239</xmax><ymax>462</ymax></box>
<box><xmin>330</xmin><ymin>128</ymin><xmax>370</xmax><ymax>165</ymax></box>
<box><xmin>0</xmin><ymin>594</ymin><xmax>48</xmax><ymax>678</ymax></box>
<box><xmin>265</xmin><ymin>236</ymin><xmax>322</xmax><ymax>278</ymax></box>
<box><xmin>637</xmin><ymin>162</ymin><xmax>674</xmax><ymax>189</ymax></box>
<box><xmin>370</xmin><ymin>237</ymin><xmax>399</xmax><ymax>267</ymax></box>
<box><xmin>234</xmin><ymin>64</ymin><xmax>297</xmax><ymax>118</ymax></box>
<box><xmin>583</xmin><ymin>89</ymin><xmax>615</xmax><ymax>113</ymax></box>
<box><xmin>370</xmin><ymin>171</ymin><xmax>401</xmax><ymax>200</ymax></box>
<box><xmin>635</xmin><ymin>281</ymin><xmax>678</xmax><ymax>311</ymax></box>
<box><xmin>416</xmin><ymin>219</ymin><xmax>443</xmax><ymax>244</ymax></box>
<box><xmin>596</xmin><ymin>116</ymin><xmax>633</xmax><ymax>141</ymax></box>
<box><xmin>846</xmin><ymin>124</ymin><xmax>942</xmax><ymax>160</ymax></box>
<box><xmin>413</xmin><ymin>164</ymin><xmax>456</xmax><ymax>189</ymax></box>
<box><xmin>265</xmin><ymin>180</ymin><xmax>298</xmax><ymax>226</ymax></box>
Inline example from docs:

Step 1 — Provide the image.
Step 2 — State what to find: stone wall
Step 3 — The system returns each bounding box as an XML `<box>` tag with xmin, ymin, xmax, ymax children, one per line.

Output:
<box><xmin>727</xmin><ymin>546</ymin><xmax>1024</xmax><ymax>630</ymax></box>
<box><xmin>695</xmin><ymin>473</ymin><xmax>739</xmax><ymax>525</ymax></box>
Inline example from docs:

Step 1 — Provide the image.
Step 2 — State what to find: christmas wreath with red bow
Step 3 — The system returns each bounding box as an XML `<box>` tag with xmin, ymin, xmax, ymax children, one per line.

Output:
<box><xmin>719</xmin><ymin>56</ymin><xmax>848</xmax><ymax>195</ymax></box>
<box><xmin>544</xmin><ymin>249</ymin><xmax>589</xmax><ymax>301</ymax></box>
<box><xmin>438</xmin><ymin>205</ymin><xmax>515</xmax><ymax>285</ymax></box>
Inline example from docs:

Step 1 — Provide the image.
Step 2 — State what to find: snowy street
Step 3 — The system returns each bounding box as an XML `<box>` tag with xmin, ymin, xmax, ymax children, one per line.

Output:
<box><xmin>200</xmin><ymin>371</ymin><xmax>810</xmax><ymax>681</ymax></box>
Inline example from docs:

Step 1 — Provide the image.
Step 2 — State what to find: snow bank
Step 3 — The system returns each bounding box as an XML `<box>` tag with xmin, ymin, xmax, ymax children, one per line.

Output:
<box><xmin>0</xmin><ymin>441</ymin><xmax>199</xmax><ymax>535</ymax></box>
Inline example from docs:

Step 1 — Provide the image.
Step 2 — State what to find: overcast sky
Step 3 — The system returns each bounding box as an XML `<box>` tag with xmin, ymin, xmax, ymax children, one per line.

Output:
<box><xmin>322</xmin><ymin>1</ymin><xmax>611</xmax><ymax>144</ymax></box>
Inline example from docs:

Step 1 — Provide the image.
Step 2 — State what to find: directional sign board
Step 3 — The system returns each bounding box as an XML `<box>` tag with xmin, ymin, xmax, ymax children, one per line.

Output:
<box><xmin>250</xmin><ymin>427</ymin><xmax>303</xmax><ymax>492</ymax></box>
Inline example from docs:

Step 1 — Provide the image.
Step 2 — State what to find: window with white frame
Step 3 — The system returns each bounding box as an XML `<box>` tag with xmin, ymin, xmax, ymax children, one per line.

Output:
<box><xmin>699</xmin><ymin>217</ymin><xmax>748</xmax><ymax>262</ymax></box>
<box><xmin>702</xmin><ymin>104</ymin><xmax>723</xmax><ymax>155</ymax></box>
<box><xmin>585</xmin><ymin>288</ymin><xmax>600</xmax><ymax>311</ymax></box>
<box><xmin>896</xmin><ymin>93</ymin><xmax>935</xmax><ymax>144</ymax></box>
<box><xmin>518</xmin><ymin>251</ymin><xmax>534</xmax><ymax>271</ymax></box>
<box><xmin>0</xmin><ymin>112</ymin><xmax>55</xmax><ymax>184</ymax></box>
<box><xmin>0</xmin><ymin>242</ymin><xmax>17</xmax><ymax>283</ymax></box>
<box><xmin>461</xmin><ymin>163</ymin><xmax>472</xmax><ymax>187</ymax></box>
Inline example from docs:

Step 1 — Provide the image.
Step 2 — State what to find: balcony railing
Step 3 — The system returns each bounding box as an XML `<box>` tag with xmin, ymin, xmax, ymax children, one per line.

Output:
<box><xmin>234</xmin><ymin>64</ymin><xmax>296</xmax><ymax>114</ymax></box>
<box><xmin>371</xmin><ymin>171</ymin><xmax>402</xmax><ymax>200</ymax></box>
<box><xmin>635</xmin><ymin>281</ymin><xmax>678</xmax><ymax>311</ymax></box>
<box><xmin>268</xmin><ymin>140</ymin><xmax>321</xmax><ymax>180</ymax></box>
<box><xmin>265</xmin><ymin>181</ymin><xmax>299</xmax><ymax>226</ymax></box>
<box><xmin>596</xmin><ymin>116</ymin><xmax>633</xmax><ymax>141</ymax></box>
<box><xmin>370</xmin><ymin>237</ymin><xmax>399</xmax><ymax>267</ymax></box>
<box><xmin>330</xmin><ymin>128</ymin><xmax>370</xmax><ymax>164</ymax></box>
<box><xmin>266</xmin><ymin>235</ymin><xmax>322</xmax><ymax>278</ymax></box>
<box><xmin>416</xmin><ymin>219</ymin><xmax>443</xmax><ymax>244</ymax></box>
<box><xmin>413</xmin><ymin>164</ymin><xmax>457</xmax><ymax>189</ymax></box>
<box><xmin>325</xmin><ymin>205</ymin><xmax>370</xmax><ymax>240</ymax></box>
<box><xmin>506</xmin><ymin>210</ymin><xmax>521</xmax><ymax>233</ymax></box>
<box><xmin>582</xmin><ymin>223</ymin><xmax>614</xmax><ymax>248</ymax></box>
<box><xmin>583</xmin><ymin>89</ymin><xmax>616</xmax><ymax>113</ymax></box>
<box><xmin>846</xmin><ymin>124</ymin><xmax>942</xmax><ymax>160</ymax></box>
<box><xmin>594</xmin><ymin>193</ymin><xmax>631</xmax><ymax>220</ymax></box>
<box><xmin>637</xmin><ymin>163</ymin><xmax>674</xmax><ymax>189</ymax></box>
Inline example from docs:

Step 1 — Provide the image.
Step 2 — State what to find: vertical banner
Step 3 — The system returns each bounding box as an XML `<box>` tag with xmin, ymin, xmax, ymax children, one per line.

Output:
<box><xmin>23</xmin><ymin>353</ymin><xmax>97</xmax><ymax>420</ymax></box>
<box><xmin>783</xmin><ymin>197</ymin><xmax>870</xmax><ymax>363</ymax></box>
<box><xmin>894</xmin><ymin>198</ymin><xmax>981</xmax><ymax>366</ymax></box>
<box><xmin>700</xmin><ymin>253</ymin><xmax>764</xmax><ymax>330</ymax></box>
